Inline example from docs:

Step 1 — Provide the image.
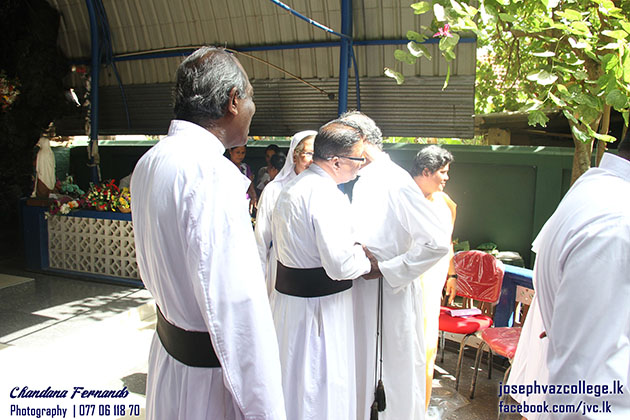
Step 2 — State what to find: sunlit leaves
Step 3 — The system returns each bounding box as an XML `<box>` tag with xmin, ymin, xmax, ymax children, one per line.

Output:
<box><xmin>606</xmin><ymin>89</ymin><xmax>629</xmax><ymax>110</ymax></box>
<box><xmin>394</xmin><ymin>49</ymin><xmax>417</xmax><ymax>65</ymax></box>
<box><xmin>411</xmin><ymin>2</ymin><xmax>431</xmax><ymax>15</ymax></box>
<box><xmin>528</xmin><ymin>110</ymin><xmax>550</xmax><ymax>127</ymax></box>
<box><xmin>602</xmin><ymin>30</ymin><xmax>629</xmax><ymax>40</ymax></box>
<box><xmin>526</xmin><ymin>69</ymin><xmax>558</xmax><ymax>85</ymax></box>
<box><xmin>384</xmin><ymin>67</ymin><xmax>404</xmax><ymax>85</ymax></box>
<box><xmin>408</xmin><ymin>41</ymin><xmax>432</xmax><ymax>59</ymax></box>
<box><xmin>407</xmin><ymin>30</ymin><xmax>427</xmax><ymax>44</ymax></box>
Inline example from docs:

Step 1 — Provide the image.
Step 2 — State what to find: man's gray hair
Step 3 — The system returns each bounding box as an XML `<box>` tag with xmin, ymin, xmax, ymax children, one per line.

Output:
<box><xmin>314</xmin><ymin>119</ymin><xmax>365</xmax><ymax>161</ymax></box>
<box><xmin>174</xmin><ymin>46</ymin><xmax>248</xmax><ymax>127</ymax></box>
<box><xmin>340</xmin><ymin>110</ymin><xmax>383</xmax><ymax>149</ymax></box>
<box><xmin>410</xmin><ymin>145</ymin><xmax>454</xmax><ymax>176</ymax></box>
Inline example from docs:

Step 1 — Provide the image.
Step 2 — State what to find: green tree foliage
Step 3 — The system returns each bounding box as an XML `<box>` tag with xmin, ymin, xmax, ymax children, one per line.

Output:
<box><xmin>388</xmin><ymin>0</ymin><xmax>630</xmax><ymax>182</ymax></box>
<box><xmin>0</xmin><ymin>0</ymin><xmax>74</xmax><ymax>237</ymax></box>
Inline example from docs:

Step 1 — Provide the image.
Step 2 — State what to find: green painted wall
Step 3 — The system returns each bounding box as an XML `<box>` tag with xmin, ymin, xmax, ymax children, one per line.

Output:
<box><xmin>59</xmin><ymin>141</ymin><xmax>579</xmax><ymax>268</ymax></box>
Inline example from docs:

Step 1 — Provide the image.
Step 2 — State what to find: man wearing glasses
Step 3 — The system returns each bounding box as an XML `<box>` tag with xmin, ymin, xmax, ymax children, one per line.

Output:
<box><xmin>343</xmin><ymin>111</ymin><xmax>451</xmax><ymax>420</ymax></box>
<box><xmin>270</xmin><ymin>118</ymin><xmax>380</xmax><ymax>420</ymax></box>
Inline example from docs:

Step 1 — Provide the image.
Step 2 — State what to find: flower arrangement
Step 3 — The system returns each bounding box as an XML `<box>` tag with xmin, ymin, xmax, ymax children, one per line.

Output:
<box><xmin>117</xmin><ymin>188</ymin><xmax>131</xmax><ymax>213</ymax></box>
<box><xmin>48</xmin><ymin>196</ymin><xmax>82</xmax><ymax>216</ymax></box>
<box><xmin>47</xmin><ymin>178</ymin><xmax>132</xmax><ymax>216</ymax></box>
<box><xmin>0</xmin><ymin>71</ymin><xmax>20</xmax><ymax>112</ymax></box>
<box><xmin>55</xmin><ymin>175</ymin><xmax>85</xmax><ymax>197</ymax></box>
<box><xmin>83</xmin><ymin>179</ymin><xmax>120</xmax><ymax>211</ymax></box>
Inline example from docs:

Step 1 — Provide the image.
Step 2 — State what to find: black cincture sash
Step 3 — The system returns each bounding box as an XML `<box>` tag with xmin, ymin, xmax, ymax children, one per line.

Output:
<box><xmin>275</xmin><ymin>261</ymin><xmax>352</xmax><ymax>298</ymax></box>
<box><xmin>156</xmin><ymin>306</ymin><xmax>221</xmax><ymax>368</ymax></box>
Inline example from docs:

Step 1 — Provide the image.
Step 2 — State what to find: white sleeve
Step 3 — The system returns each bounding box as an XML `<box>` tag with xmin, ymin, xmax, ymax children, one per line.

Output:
<box><xmin>379</xmin><ymin>180</ymin><xmax>451</xmax><ymax>290</ymax></box>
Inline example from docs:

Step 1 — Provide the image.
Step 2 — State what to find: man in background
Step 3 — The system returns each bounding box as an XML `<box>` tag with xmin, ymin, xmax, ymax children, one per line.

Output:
<box><xmin>345</xmin><ymin>111</ymin><xmax>451</xmax><ymax>420</ymax></box>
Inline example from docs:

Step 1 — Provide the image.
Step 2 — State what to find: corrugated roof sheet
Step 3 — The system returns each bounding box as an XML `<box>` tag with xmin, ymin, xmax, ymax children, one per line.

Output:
<box><xmin>47</xmin><ymin>0</ymin><xmax>477</xmax><ymax>137</ymax></box>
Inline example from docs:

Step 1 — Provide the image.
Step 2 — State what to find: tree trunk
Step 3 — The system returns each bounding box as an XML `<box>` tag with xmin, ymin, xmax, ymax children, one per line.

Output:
<box><xmin>571</xmin><ymin>135</ymin><xmax>594</xmax><ymax>185</ymax></box>
<box><xmin>596</xmin><ymin>105</ymin><xmax>612</xmax><ymax>166</ymax></box>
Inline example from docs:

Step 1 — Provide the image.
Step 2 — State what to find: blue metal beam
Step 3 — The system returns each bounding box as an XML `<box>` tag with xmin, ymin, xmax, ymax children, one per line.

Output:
<box><xmin>85</xmin><ymin>0</ymin><xmax>100</xmax><ymax>183</ymax></box>
<box><xmin>338</xmin><ymin>0</ymin><xmax>352</xmax><ymax>115</ymax></box>
<box><xmin>70</xmin><ymin>38</ymin><xmax>477</xmax><ymax>64</ymax></box>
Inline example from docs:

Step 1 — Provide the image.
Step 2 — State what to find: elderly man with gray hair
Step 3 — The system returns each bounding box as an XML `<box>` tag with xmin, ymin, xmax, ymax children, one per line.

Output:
<box><xmin>131</xmin><ymin>47</ymin><xmax>285</xmax><ymax>420</ymax></box>
<box><xmin>343</xmin><ymin>111</ymin><xmax>451</xmax><ymax>420</ymax></box>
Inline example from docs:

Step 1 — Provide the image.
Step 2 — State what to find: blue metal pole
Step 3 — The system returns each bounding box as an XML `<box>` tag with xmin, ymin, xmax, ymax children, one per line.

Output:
<box><xmin>338</xmin><ymin>0</ymin><xmax>352</xmax><ymax>115</ymax></box>
<box><xmin>85</xmin><ymin>0</ymin><xmax>100</xmax><ymax>184</ymax></box>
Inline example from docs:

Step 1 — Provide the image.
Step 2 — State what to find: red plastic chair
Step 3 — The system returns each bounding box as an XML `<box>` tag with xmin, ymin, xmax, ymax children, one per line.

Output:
<box><xmin>469</xmin><ymin>327</ymin><xmax>522</xmax><ymax>399</ymax></box>
<box><xmin>438</xmin><ymin>250</ymin><xmax>505</xmax><ymax>391</ymax></box>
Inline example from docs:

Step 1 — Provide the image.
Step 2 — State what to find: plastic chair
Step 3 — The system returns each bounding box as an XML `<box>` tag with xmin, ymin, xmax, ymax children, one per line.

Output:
<box><xmin>469</xmin><ymin>327</ymin><xmax>521</xmax><ymax>399</ymax></box>
<box><xmin>438</xmin><ymin>250</ymin><xmax>505</xmax><ymax>391</ymax></box>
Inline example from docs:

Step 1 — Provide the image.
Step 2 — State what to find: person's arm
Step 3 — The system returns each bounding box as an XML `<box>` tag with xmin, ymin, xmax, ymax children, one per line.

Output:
<box><xmin>378</xmin><ymin>180</ymin><xmax>451</xmax><ymax>290</ymax></box>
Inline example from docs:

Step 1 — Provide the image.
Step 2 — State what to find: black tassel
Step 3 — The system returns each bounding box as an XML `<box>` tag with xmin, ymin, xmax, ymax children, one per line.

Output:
<box><xmin>375</xmin><ymin>379</ymin><xmax>386</xmax><ymax>411</ymax></box>
<box><xmin>370</xmin><ymin>401</ymin><xmax>379</xmax><ymax>420</ymax></box>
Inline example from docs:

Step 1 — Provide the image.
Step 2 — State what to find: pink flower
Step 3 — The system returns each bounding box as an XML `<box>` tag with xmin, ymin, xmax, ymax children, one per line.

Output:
<box><xmin>433</xmin><ymin>23</ymin><xmax>452</xmax><ymax>38</ymax></box>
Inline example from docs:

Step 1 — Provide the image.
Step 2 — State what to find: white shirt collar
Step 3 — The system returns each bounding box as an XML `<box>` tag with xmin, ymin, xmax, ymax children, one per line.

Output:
<box><xmin>600</xmin><ymin>153</ymin><xmax>630</xmax><ymax>182</ymax></box>
<box><xmin>168</xmin><ymin>119</ymin><xmax>226</xmax><ymax>155</ymax></box>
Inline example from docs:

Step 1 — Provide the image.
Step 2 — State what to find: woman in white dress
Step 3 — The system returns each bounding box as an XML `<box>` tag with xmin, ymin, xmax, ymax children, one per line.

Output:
<box><xmin>254</xmin><ymin>130</ymin><xmax>317</xmax><ymax>295</ymax></box>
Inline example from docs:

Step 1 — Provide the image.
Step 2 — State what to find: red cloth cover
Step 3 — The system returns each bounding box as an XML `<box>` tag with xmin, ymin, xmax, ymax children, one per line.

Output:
<box><xmin>480</xmin><ymin>327</ymin><xmax>522</xmax><ymax>359</ymax></box>
<box><xmin>453</xmin><ymin>250</ymin><xmax>505</xmax><ymax>303</ymax></box>
<box><xmin>439</xmin><ymin>307</ymin><xmax>493</xmax><ymax>335</ymax></box>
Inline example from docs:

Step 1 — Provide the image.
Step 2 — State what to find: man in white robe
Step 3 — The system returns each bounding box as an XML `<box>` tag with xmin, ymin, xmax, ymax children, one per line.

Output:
<box><xmin>509</xmin><ymin>137</ymin><xmax>630</xmax><ymax>419</ymax></box>
<box><xmin>271</xmin><ymin>119</ymin><xmax>380</xmax><ymax>420</ymax></box>
<box><xmin>344</xmin><ymin>112</ymin><xmax>451</xmax><ymax>420</ymax></box>
<box><xmin>131</xmin><ymin>47</ymin><xmax>286</xmax><ymax>420</ymax></box>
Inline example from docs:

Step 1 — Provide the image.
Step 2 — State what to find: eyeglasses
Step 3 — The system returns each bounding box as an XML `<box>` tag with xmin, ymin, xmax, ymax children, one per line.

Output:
<box><xmin>337</xmin><ymin>155</ymin><xmax>366</xmax><ymax>164</ymax></box>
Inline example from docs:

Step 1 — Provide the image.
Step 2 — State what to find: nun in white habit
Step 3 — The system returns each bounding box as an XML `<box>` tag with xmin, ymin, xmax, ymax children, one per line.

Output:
<box><xmin>255</xmin><ymin>130</ymin><xmax>317</xmax><ymax>296</ymax></box>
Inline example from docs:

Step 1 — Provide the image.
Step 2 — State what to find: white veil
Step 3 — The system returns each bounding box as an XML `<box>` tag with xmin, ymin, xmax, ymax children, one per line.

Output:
<box><xmin>273</xmin><ymin>130</ymin><xmax>317</xmax><ymax>185</ymax></box>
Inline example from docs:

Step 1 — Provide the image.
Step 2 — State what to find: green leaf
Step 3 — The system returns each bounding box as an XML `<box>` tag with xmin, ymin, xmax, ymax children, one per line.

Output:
<box><xmin>384</xmin><ymin>67</ymin><xmax>405</xmax><ymax>85</ymax></box>
<box><xmin>528</xmin><ymin>110</ymin><xmax>550</xmax><ymax>127</ymax></box>
<box><xmin>568</xmin><ymin>37</ymin><xmax>588</xmax><ymax>49</ymax></box>
<box><xmin>606</xmin><ymin>89</ymin><xmax>629</xmax><ymax>110</ymax></box>
<box><xmin>591</xmin><ymin>132</ymin><xmax>617</xmax><ymax>142</ymax></box>
<box><xmin>407</xmin><ymin>30</ymin><xmax>427</xmax><ymax>43</ymax></box>
<box><xmin>443</xmin><ymin>49</ymin><xmax>456</xmax><ymax>61</ymax></box>
<box><xmin>461</xmin><ymin>3</ymin><xmax>478</xmax><ymax>17</ymax></box>
<box><xmin>450</xmin><ymin>0</ymin><xmax>465</xmax><ymax>15</ymax></box>
<box><xmin>602</xmin><ymin>30</ymin><xmax>629</xmax><ymax>40</ymax></box>
<box><xmin>408</xmin><ymin>41</ymin><xmax>432</xmax><ymax>59</ymax></box>
<box><xmin>623</xmin><ymin>110</ymin><xmax>629</xmax><ymax>127</ymax></box>
<box><xmin>571</xmin><ymin>125</ymin><xmax>591</xmax><ymax>143</ymax></box>
<box><xmin>571</xmin><ymin>22</ymin><xmax>592</xmax><ymax>36</ymax></box>
<box><xmin>443</xmin><ymin>64</ymin><xmax>451</xmax><ymax>90</ymax></box>
<box><xmin>548</xmin><ymin>91</ymin><xmax>567</xmax><ymax>107</ymax></box>
<box><xmin>577</xmin><ymin>104</ymin><xmax>600</xmax><ymax>125</ymax></box>
<box><xmin>563</xmin><ymin>109</ymin><xmax>579</xmax><ymax>125</ymax></box>
<box><xmin>433</xmin><ymin>3</ymin><xmax>445</xmax><ymax>21</ymax></box>
<box><xmin>499</xmin><ymin>13</ymin><xmax>516</xmax><ymax>22</ymax></box>
<box><xmin>624</xmin><ymin>53</ymin><xmax>630</xmax><ymax>83</ymax></box>
<box><xmin>601</xmin><ymin>53</ymin><xmax>619</xmax><ymax>71</ymax></box>
<box><xmin>532</xmin><ymin>51</ymin><xmax>556</xmax><ymax>57</ymax></box>
<box><xmin>574</xmin><ymin>70</ymin><xmax>588</xmax><ymax>80</ymax></box>
<box><xmin>410</xmin><ymin>2</ymin><xmax>431</xmax><ymax>14</ymax></box>
<box><xmin>527</xmin><ymin>69</ymin><xmax>558</xmax><ymax>85</ymax></box>
<box><xmin>620</xmin><ymin>21</ymin><xmax>630</xmax><ymax>34</ymax></box>
<box><xmin>394</xmin><ymin>49</ymin><xmax>417</xmax><ymax>65</ymax></box>
<box><xmin>557</xmin><ymin>9</ymin><xmax>583</xmax><ymax>21</ymax></box>
<box><xmin>557</xmin><ymin>84</ymin><xmax>569</xmax><ymax>95</ymax></box>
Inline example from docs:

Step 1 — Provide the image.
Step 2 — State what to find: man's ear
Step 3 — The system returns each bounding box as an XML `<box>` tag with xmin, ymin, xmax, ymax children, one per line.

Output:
<box><xmin>226</xmin><ymin>87</ymin><xmax>239</xmax><ymax>116</ymax></box>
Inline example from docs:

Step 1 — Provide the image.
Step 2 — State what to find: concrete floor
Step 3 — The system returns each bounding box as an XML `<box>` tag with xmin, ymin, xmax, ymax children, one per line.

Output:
<box><xmin>0</xmin><ymin>254</ymin><xmax>522</xmax><ymax>420</ymax></box>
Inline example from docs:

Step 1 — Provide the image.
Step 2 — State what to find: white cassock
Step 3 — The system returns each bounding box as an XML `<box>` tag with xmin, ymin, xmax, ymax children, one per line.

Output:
<box><xmin>271</xmin><ymin>163</ymin><xmax>372</xmax><ymax>420</ymax></box>
<box><xmin>131</xmin><ymin>120</ymin><xmax>286</xmax><ymax>420</ymax></box>
<box><xmin>255</xmin><ymin>130</ymin><xmax>317</xmax><ymax>296</ymax></box>
<box><xmin>510</xmin><ymin>152</ymin><xmax>630</xmax><ymax>419</ymax></box>
<box><xmin>351</xmin><ymin>154</ymin><xmax>451</xmax><ymax>420</ymax></box>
